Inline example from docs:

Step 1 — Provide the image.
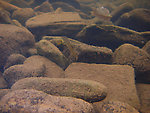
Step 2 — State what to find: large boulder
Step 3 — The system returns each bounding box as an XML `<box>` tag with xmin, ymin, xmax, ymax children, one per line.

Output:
<box><xmin>0</xmin><ymin>89</ymin><xmax>95</xmax><ymax>113</ymax></box>
<box><xmin>113</xmin><ymin>44</ymin><xmax>150</xmax><ymax>83</ymax></box>
<box><xmin>0</xmin><ymin>24</ymin><xmax>35</xmax><ymax>71</ymax></box>
<box><xmin>26</xmin><ymin>11</ymin><xmax>87</xmax><ymax>41</ymax></box>
<box><xmin>116</xmin><ymin>8</ymin><xmax>150</xmax><ymax>32</ymax></box>
<box><xmin>136</xmin><ymin>83</ymin><xmax>150</xmax><ymax>113</ymax></box>
<box><xmin>65</xmin><ymin>63</ymin><xmax>140</xmax><ymax>109</ymax></box>
<box><xmin>76</xmin><ymin>24</ymin><xmax>147</xmax><ymax>50</ymax></box>
<box><xmin>12</xmin><ymin>77</ymin><xmax>107</xmax><ymax>103</ymax></box>
<box><xmin>24</xmin><ymin>55</ymin><xmax>65</xmax><ymax>78</ymax></box>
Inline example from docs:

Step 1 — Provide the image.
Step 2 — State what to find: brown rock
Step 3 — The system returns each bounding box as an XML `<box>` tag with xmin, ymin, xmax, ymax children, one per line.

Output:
<box><xmin>0</xmin><ymin>89</ymin><xmax>11</xmax><ymax>100</ymax></box>
<box><xmin>136</xmin><ymin>83</ymin><xmax>150</xmax><ymax>113</ymax></box>
<box><xmin>43</xmin><ymin>36</ymin><xmax>113</xmax><ymax>64</ymax></box>
<box><xmin>116</xmin><ymin>8</ymin><xmax>150</xmax><ymax>32</ymax></box>
<box><xmin>142</xmin><ymin>40</ymin><xmax>150</xmax><ymax>55</ymax></box>
<box><xmin>0</xmin><ymin>0</ymin><xmax>21</xmax><ymax>13</ymax></box>
<box><xmin>12</xmin><ymin>8</ymin><xmax>36</xmax><ymax>25</ymax></box>
<box><xmin>96</xmin><ymin>101</ymin><xmax>139</xmax><ymax>113</ymax></box>
<box><xmin>113</xmin><ymin>44</ymin><xmax>150</xmax><ymax>83</ymax></box>
<box><xmin>76</xmin><ymin>24</ymin><xmax>147</xmax><ymax>50</ymax></box>
<box><xmin>0</xmin><ymin>72</ymin><xmax>7</xmax><ymax>89</ymax></box>
<box><xmin>0</xmin><ymin>89</ymin><xmax>95</xmax><ymax>113</ymax></box>
<box><xmin>24</xmin><ymin>55</ymin><xmax>65</xmax><ymax>78</ymax></box>
<box><xmin>4</xmin><ymin>53</ymin><xmax>26</xmax><ymax>70</ymax></box>
<box><xmin>3</xmin><ymin>63</ymin><xmax>45</xmax><ymax>88</ymax></box>
<box><xmin>0</xmin><ymin>24</ymin><xmax>35</xmax><ymax>71</ymax></box>
<box><xmin>26</xmin><ymin>11</ymin><xmax>87</xmax><ymax>41</ymax></box>
<box><xmin>11</xmin><ymin>77</ymin><xmax>107</xmax><ymax>103</ymax></box>
<box><xmin>111</xmin><ymin>2</ymin><xmax>133</xmax><ymax>23</ymax></box>
<box><xmin>34</xmin><ymin>0</ymin><xmax>54</xmax><ymax>13</ymax></box>
<box><xmin>36</xmin><ymin>40</ymin><xmax>69</xmax><ymax>69</ymax></box>
<box><xmin>65</xmin><ymin>63</ymin><xmax>140</xmax><ymax>109</ymax></box>
<box><xmin>0</xmin><ymin>8</ymin><xmax>12</xmax><ymax>24</ymax></box>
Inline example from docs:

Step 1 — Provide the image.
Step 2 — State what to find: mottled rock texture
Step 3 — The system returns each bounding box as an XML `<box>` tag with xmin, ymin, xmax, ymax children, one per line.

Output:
<box><xmin>0</xmin><ymin>89</ymin><xmax>95</xmax><ymax>113</ymax></box>
<box><xmin>12</xmin><ymin>77</ymin><xmax>107</xmax><ymax>102</ymax></box>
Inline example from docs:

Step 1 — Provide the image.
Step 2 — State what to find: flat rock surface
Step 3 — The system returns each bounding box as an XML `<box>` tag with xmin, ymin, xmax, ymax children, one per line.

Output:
<box><xmin>65</xmin><ymin>63</ymin><xmax>140</xmax><ymax>109</ymax></box>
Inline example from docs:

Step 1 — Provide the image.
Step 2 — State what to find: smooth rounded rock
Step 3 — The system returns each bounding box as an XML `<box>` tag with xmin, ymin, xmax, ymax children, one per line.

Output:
<box><xmin>11</xmin><ymin>77</ymin><xmax>107</xmax><ymax>103</ymax></box>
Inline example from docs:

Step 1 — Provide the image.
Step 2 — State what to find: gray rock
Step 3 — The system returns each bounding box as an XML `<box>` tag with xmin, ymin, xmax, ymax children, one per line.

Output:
<box><xmin>65</xmin><ymin>63</ymin><xmax>140</xmax><ymax>109</ymax></box>
<box><xmin>0</xmin><ymin>89</ymin><xmax>95</xmax><ymax>113</ymax></box>
<box><xmin>11</xmin><ymin>77</ymin><xmax>107</xmax><ymax>103</ymax></box>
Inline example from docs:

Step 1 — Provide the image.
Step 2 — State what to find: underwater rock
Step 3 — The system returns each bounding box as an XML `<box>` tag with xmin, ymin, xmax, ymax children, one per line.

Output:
<box><xmin>111</xmin><ymin>2</ymin><xmax>133</xmax><ymax>23</ymax></box>
<box><xmin>113</xmin><ymin>44</ymin><xmax>150</xmax><ymax>83</ymax></box>
<box><xmin>0</xmin><ymin>89</ymin><xmax>95</xmax><ymax>113</ymax></box>
<box><xmin>36</xmin><ymin>40</ymin><xmax>69</xmax><ymax>69</ymax></box>
<box><xmin>142</xmin><ymin>40</ymin><xmax>150</xmax><ymax>55</ymax></box>
<box><xmin>34</xmin><ymin>0</ymin><xmax>54</xmax><ymax>13</ymax></box>
<box><xmin>116</xmin><ymin>8</ymin><xmax>150</xmax><ymax>32</ymax></box>
<box><xmin>4</xmin><ymin>53</ymin><xmax>26</xmax><ymax>70</ymax></box>
<box><xmin>65</xmin><ymin>63</ymin><xmax>140</xmax><ymax>109</ymax></box>
<box><xmin>0</xmin><ymin>72</ymin><xmax>7</xmax><ymax>89</ymax></box>
<box><xmin>76</xmin><ymin>24</ymin><xmax>147</xmax><ymax>50</ymax></box>
<box><xmin>26</xmin><ymin>11</ymin><xmax>87</xmax><ymax>41</ymax></box>
<box><xmin>95</xmin><ymin>100</ymin><xmax>139</xmax><ymax>113</ymax></box>
<box><xmin>0</xmin><ymin>0</ymin><xmax>21</xmax><ymax>13</ymax></box>
<box><xmin>3</xmin><ymin>63</ymin><xmax>45</xmax><ymax>88</ymax></box>
<box><xmin>42</xmin><ymin>36</ymin><xmax>79</xmax><ymax>64</ymax></box>
<box><xmin>0</xmin><ymin>89</ymin><xmax>11</xmax><ymax>100</ymax></box>
<box><xmin>49</xmin><ymin>0</ymin><xmax>81</xmax><ymax>9</ymax></box>
<box><xmin>0</xmin><ymin>24</ymin><xmax>35</xmax><ymax>71</ymax></box>
<box><xmin>24</xmin><ymin>55</ymin><xmax>65</xmax><ymax>78</ymax></box>
<box><xmin>12</xmin><ymin>77</ymin><xmax>107</xmax><ymax>103</ymax></box>
<box><xmin>0</xmin><ymin>8</ymin><xmax>12</xmax><ymax>24</ymax></box>
<box><xmin>136</xmin><ymin>83</ymin><xmax>150</xmax><ymax>113</ymax></box>
<box><xmin>12</xmin><ymin>8</ymin><xmax>36</xmax><ymax>25</ymax></box>
<box><xmin>43</xmin><ymin>36</ymin><xmax>113</xmax><ymax>64</ymax></box>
